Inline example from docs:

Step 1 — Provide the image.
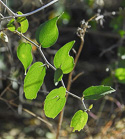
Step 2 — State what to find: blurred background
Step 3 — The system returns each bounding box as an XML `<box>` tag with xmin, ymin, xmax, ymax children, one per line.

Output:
<box><xmin>0</xmin><ymin>0</ymin><xmax>125</xmax><ymax>138</ymax></box>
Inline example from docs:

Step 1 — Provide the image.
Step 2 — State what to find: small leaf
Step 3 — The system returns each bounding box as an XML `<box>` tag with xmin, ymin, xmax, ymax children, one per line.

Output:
<box><xmin>54</xmin><ymin>68</ymin><xmax>63</xmax><ymax>86</ymax></box>
<box><xmin>54</xmin><ymin>41</ymin><xmax>75</xmax><ymax>74</ymax></box>
<box><xmin>17</xmin><ymin>42</ymin><xmax>33</xmax><ymax>74</ymax></box>
<box><xmin>24</xmin><ymin>62</ymin><xmax>46</xmax><ymax>99</ymax></box>
<box><xmin>17</xmin><ymin>11</ymin><xmax>29</xmax><ymax>33</ymax></box>
<box><xmin>44</xmin><ymin>87</ymin><xmax>66</xmax><ymax>119</ymax></box>
<box><xmin>7</xmin><ymin>18</ymin><xmax>16</xmax><ymax>32</ymax></box>
<box><xmin>35</xmin><ymin>16</ymin><xmax>59</xmax><ymax>48</ymax></box>
<box><xmin>115</xmin><ymin>68</ymin><xmax>125</xmax><ymax>84</ymax></box>
<box><xmin>88</xmin><ymin>104</ymin><xmax>93</xmax><ymax>110</ymax></box>
<box><xmin>118</xmin><ymin>30</ymin><xmax>125</xmax><ymax>38</ymax></box>
<box><xmin>70</xmin><ymin>110</ymin><xmax>88</xmax><ymax>132</ymax></box>
<box><xmin>0</xmin><ymin>31</ymin><xmax>8</xmax><ymax>42</ymax></box>
<box><xmin>83</xmin><ymin>85</ymin><xmax>115</xmax><ymax>100</ymax></box>
<box><xmin>101</xmin><ymin>76</ymin><xmax>113</xmax><ymax>86</ymax></box>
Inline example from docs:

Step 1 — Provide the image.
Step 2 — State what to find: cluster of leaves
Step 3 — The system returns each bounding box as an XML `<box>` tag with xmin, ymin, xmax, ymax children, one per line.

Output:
<box><xmin>115</xmin><ymin>46</ymin><xmax>125</xmax><ymax>84</ymax></box>
<box><xmin>5</xmin><ymin>12</ymin><xmax>115</xmax><ymax>132</ymax></box>
<box><xmin>102</xmin><ymin>45</ymin><xmax>125</xmax><ymax>86</ymax></box>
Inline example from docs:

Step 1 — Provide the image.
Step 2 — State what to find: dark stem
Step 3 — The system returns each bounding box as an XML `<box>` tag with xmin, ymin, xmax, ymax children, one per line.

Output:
<box><xmin>56</xmin><ymin>37</ymin><xmax>84</xmax><ymax>139</ymax></box>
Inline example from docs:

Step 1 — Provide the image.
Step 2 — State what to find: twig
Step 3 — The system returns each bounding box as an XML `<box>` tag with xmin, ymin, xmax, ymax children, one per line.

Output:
<box><xmin>81</xmin><ymin>98</ymin><xmax>87</xmax><ymax>110</ymax></box>
<box><xmin>88</xmin><ymin>111</ymin><xmax>98</xmax><ymax>120</ymax></box>
<box><xmin>66</xmin><ymin>91</ymin><xmax>81</xmax><ymax>100</ymax></box>
<box><xmin>72</xmin><ymin>71</ymin><xmax>84</xmax><ymax>83</ymax></box>
<box><xmin>0</xmin><ymin>74</ymin><xmax>22</xmax><ymax>85</ymax></box>
<box><xmin>105</xmin><ymin>96</ymin><xmax>123</xmax><ymax>110</ymax></box>
<box><xmin>0</xmin><ymin>0</ymin><xmax>15</xmax><ymax>16</ymax></box>
<box><xmin>56</xmin><ymin>15</ymin><xmax>96</xmax><ymax>139</ymax></box>
<box><xmin>0</xmin><ymin>97</ymin><xmax>53</xmax><ymax>127</ymax></box>
<box><xmin>0</xmin><ymin>0</ymin><xmax>58</xmax><ymax>19</ymax></box>
<box><xmin>0</xmin><ymin>83</ymin><xmax>11</xmax><ymax>97</ymax></box>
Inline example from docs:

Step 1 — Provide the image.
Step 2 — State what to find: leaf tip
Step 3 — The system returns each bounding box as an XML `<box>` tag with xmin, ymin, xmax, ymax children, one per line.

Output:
<box><xmin>57</xmin><ymin>12</ymin><xmax>64</xmax><ymax>19</ymax></box>
<box><xmin>54</xmin><ymin>82</ymin><xmax>58</xmax><ymax>86</ymax></box>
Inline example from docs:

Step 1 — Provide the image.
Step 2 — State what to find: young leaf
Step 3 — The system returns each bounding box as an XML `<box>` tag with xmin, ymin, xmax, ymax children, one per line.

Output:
<box><xmin>70</xmin><ymin>110</ymin><xmax>88</xmax><ymax>132</ymax></box>
<box><xmin>17</xmin><ymin>11</ymin><xmax>29</xmax><ymax>33</ymax></box>
<box><xmin>24</xmin><ymin>62</ymin><xmax>46</xmax><ymax>99</ymax></box>
<box><xmin>35</xmin><ymin>16</ymin><xmax>59</xmax><ymax>48</ymax></box>
<box><xmin>88</xmin><ymin>104</ymin><xmax>93</xmax><ymax>110</ymax></box>
<box><xmin>54</xmin><ymin>41</ymin><xmax>75</xmax><ymax>74</ymax></box>
<box><xmin>83</xmin><ymin>85</ymin><xmax>115</xmax><ymax>100</ymax></box>
<box><xmin>115</xmin><ymin>68</ymin><xmax>125</xmax><ymax>84</ymax></box>
<box><xmin>17</xmin><ymin>42</ymin><xmax>33</xmax><ymax>74</ymax></box>
<box><xmin>7</xmin><ymin>18</ymin><xmax>16</xmax><ymax>32</ymax></box>
<box><xmin>54</xmin><ymin>68</ymin><xmax>63</xmax><ymax>86</ymax></box>
<box><xmin>44</xmin><ymin>87</ymin><xmax>66</xmax><ymax>119</ymax></box>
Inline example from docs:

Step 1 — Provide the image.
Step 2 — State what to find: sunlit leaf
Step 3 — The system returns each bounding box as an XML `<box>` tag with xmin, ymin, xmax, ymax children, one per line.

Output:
<box><xmin>70</xmin><ymin>110</ymin><xmax>88</xmax><ymax>132</ymax></box>
<box><xmin>115</xmin><ymin>68</ymin><xmax>125</xmax><ymax>84</ymax></box>
<box><xmin>17</xmin><ymin>11</ymin><xmax>29</xmax><ymax>33</ymax></box>
<box><xmin>54</xmin><ymin>41</ymin><xmax>75</xmax><ymax>74</ymax></box>
<box><xmin>35</xmin><ymin>16</ymin><xmax>59</xmax><ymax>48</ymax></box>
<box><xmin>83</xmin><ymin>85</ymin><xmax>115</xmax><ymax>100</ymax></box>
<box><xmin>54</xmin><ymin>68</ymin><xmax>63</xmax><ymax>86</ymax></box>
<box><xmin>44</xmin><ymin>87</ymin><xmax>66</xmax><ymax>119</ymax></box>
<box><xmin>17</xmin><ymin>42</ymin><xmax>33</xmax><ymax>74</ymax></box>
<box><xmin>118</xmin><ymin>30</ymin><xmax>125</xmax><ymax>38</ymax></box>
<box><xmin>24</xmin><ymin>62</ymin><xmax>46</xmax><ymax>99</ymax></box>
<box><xmin>7</xmin><ymin>18</ymin><xmax>16</xmax><ymax>32</ymax></box>
<box><xmin>88</xmin><ymin>104</ymin><xmax>93</xmax><ymax>110</ymax></box>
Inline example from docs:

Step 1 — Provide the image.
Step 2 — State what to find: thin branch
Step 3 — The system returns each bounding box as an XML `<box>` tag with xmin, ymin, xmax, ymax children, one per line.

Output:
<box><xmin>88</xmin><ymin>111</ymin><xmax>98</xmax><ymax>120</ymax></box>
<box><xmin>100</xmin><ymin>38</ymin><xmax>124</xmax><ymax>57</ymax></box>
<box><xmin>0</xmin><ymin>97</ymin><xmax>52</xmax><ymax>127</ymax></box>
<box><xmin>81</xmin><ymin>98</ymin><xmax>87</xmax><ymax>110</ymax></box>
<box><xmin>0</xmin><ymin>0</ymin><xmax>15</xmax><ymax>16</ymax></box>
<box><xmin>56</xmin><ymin>23</ymin><xmax>85</xmax><ymax>139</ymax></box>
<box><xmin>72</xmin><ymin>71</ymin><xmax>84</xmax><ymax>83</ymax></box>
<box><xmin>1</xmin><ymin>0</ymin><xmax>58</xmax><ymax>19</ymax></box>
<box><xmin>0</xmin><ymin>83</ymin><xmax>11</xmax><ymax>97</ymax></box>
<box><xmin>66</xmin><ymin>91</ymin><xmax>81</xmax><ymax>100</ymax></box>
<box><xmin>56</xmin><ymin>15</ymin><xmax>97</xmax><ymax>138</ymax></box>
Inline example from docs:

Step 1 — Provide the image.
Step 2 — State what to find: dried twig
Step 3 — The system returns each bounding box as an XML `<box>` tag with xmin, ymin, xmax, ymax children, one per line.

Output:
<box><xmin>0</xmin><ymin>0</ymin><xmax>58</xmax><ymax>19</ymax></box>
<box><xmin>0</xmin><ymin>97</ymin><xmax>53</xmax><ymax>127</ymax></box>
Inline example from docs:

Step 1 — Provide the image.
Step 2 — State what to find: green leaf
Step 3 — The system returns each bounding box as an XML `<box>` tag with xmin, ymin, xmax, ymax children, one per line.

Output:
<box><xmin>88</xmin><ymin>104</ymin><xmax>93</xmax><ymax>110</ymax></box>
<box><xmin>35</xmin><ymin>16</ymin><xmax>59</xmax><ymax>48</ymax></box>
<box><xmin>24</xmin><ymin>62</ymin><xmax>46</xmax><ymax>99</ymax></box>
<box><xmin>118</xmin><ymin>30</ymin><xmax>125</xmax><ymax>38</ymax></box>
<box><xmin>17</xmin><ymin>11</ymin><xmax>29</xmax><ymax>33</ymax></box>
<box><xmin>101</xmin><ymin>76</ymin><xmax>113</xmax><ymax>86</ymax></box>
<box><xmin>70</xmin><ymin>110</ymin><xmax>88</xmax><ymax>132</ymax></box>
<box><xmin>115</xmin><ymin>68</ymin><xmax>125</xmax><ymax>84</ymax></box>
<box><xmin>17</xmin><ymin>42</ymin><xmax>33</xmax><ymax>74</ymax></box>
<box><xmin>83</xmin><ymin>85</ymin><xmax>115</xmax><ymax>100</ymax></box>
<box><xmin>54</xmin><ymin>68</ymin><xmax>63</xmax><ymax>86</ymax></box>
<box><xmin>44</xmin><ymin>87</ymin><xmax>66</xmax><ymax>119</ymax></box>
<box><xmin>54</xmin><ymin>41</ymin><xmax>75</xmax><ymax>74</ymax></box>
<box><xmin>7</xmin><ymin>18</ymin><xmax>16</xmax><ymax>32</ymax></box>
